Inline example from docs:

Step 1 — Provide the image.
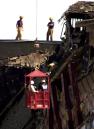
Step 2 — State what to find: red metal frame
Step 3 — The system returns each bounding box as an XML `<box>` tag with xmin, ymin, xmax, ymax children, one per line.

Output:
<box><xmin>25</xmin><ymin>70</ymin><xmax>50</xmax><ymax>110</ymax></box>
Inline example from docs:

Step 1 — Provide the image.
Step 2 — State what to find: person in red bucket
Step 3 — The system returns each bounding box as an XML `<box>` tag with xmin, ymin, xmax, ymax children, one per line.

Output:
<box><xmin>41</xmin><ymin>79</ymin><xmax>48</xmax><ymax>90</ymax></box>
<box><xmin>30</xmin><ymin>80</ymin><xmax>38</xmax><ymax>92</ymax></box>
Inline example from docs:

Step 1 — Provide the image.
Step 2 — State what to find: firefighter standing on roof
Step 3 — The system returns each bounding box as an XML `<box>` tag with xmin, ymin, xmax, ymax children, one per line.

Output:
<box><xmin>46</xmin><ymin>17</ymin><xmax>54</xmax><ymax>41</ymax></box>
<box><xmin>16</xmin><ymin>16</ymin><xmax>23</xmax><ymax>40</ymax></box>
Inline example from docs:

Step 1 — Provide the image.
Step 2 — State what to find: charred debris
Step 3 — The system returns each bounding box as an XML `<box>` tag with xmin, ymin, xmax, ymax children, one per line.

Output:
<box><xmin>58</xmin><ymin>1</ymin><xmax>94</xmax><ymax>74</ymax></box>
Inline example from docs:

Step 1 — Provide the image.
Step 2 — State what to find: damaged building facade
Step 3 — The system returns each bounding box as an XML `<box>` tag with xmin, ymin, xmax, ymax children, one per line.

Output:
<box><xmin>60</xmin><ymin>1</ymin><xmax>94</xmax><ymax>51</ymax></box>
<box><xmin>57</xmin><ymin>1</ymin><xmax>94</xmax><ymax>129</ymax></box>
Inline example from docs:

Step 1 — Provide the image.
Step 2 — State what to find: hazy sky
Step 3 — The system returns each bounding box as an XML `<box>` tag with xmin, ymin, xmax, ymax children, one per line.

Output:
<box><xmin>0</xmin><ymin>0</ymin><xmax>93</xmax><ymax>40</ymax></box>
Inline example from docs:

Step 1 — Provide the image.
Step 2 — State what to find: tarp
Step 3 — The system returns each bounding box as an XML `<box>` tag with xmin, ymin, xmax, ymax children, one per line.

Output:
<box><xmin>26</xmin><ymin>69</ymin><xmax>48</xmax><ymax>77</ymax></box>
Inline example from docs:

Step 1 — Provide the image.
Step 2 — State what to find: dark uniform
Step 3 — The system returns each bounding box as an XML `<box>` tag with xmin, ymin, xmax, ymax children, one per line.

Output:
<box><xmin>47</xmin><ymin>18</ymin><xmax>54</xmax><ymax>41</ymax></box>
<box><xmin>16</xmin><ymin>16</ymin><xmax>23</xmax><ymax>40</ymax></box>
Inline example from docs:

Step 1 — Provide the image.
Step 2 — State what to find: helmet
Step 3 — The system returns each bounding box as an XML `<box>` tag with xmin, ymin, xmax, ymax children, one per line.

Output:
<box><xmin>42</xmin><ymin>79</ymin><xmax>46</xmax><ymax>83</ymax></box>
<box><xmin>49</xmin><ymin>62</ymin><xmax>56</xmax><ymax>67</ymax></box>
<box><xmin>49</xmin><ymin>17</ymin><xmax>53</xmax><ymax>20</ymax></box>
<box><xmin>30</xmin><ymin>80</ymin><xmax>34</xmax><ymax>84</ymax></box>
<box><xmin>19</xmin><ymin>16</ymin><xmax>23</xmax><ymax>19</ymax></box>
